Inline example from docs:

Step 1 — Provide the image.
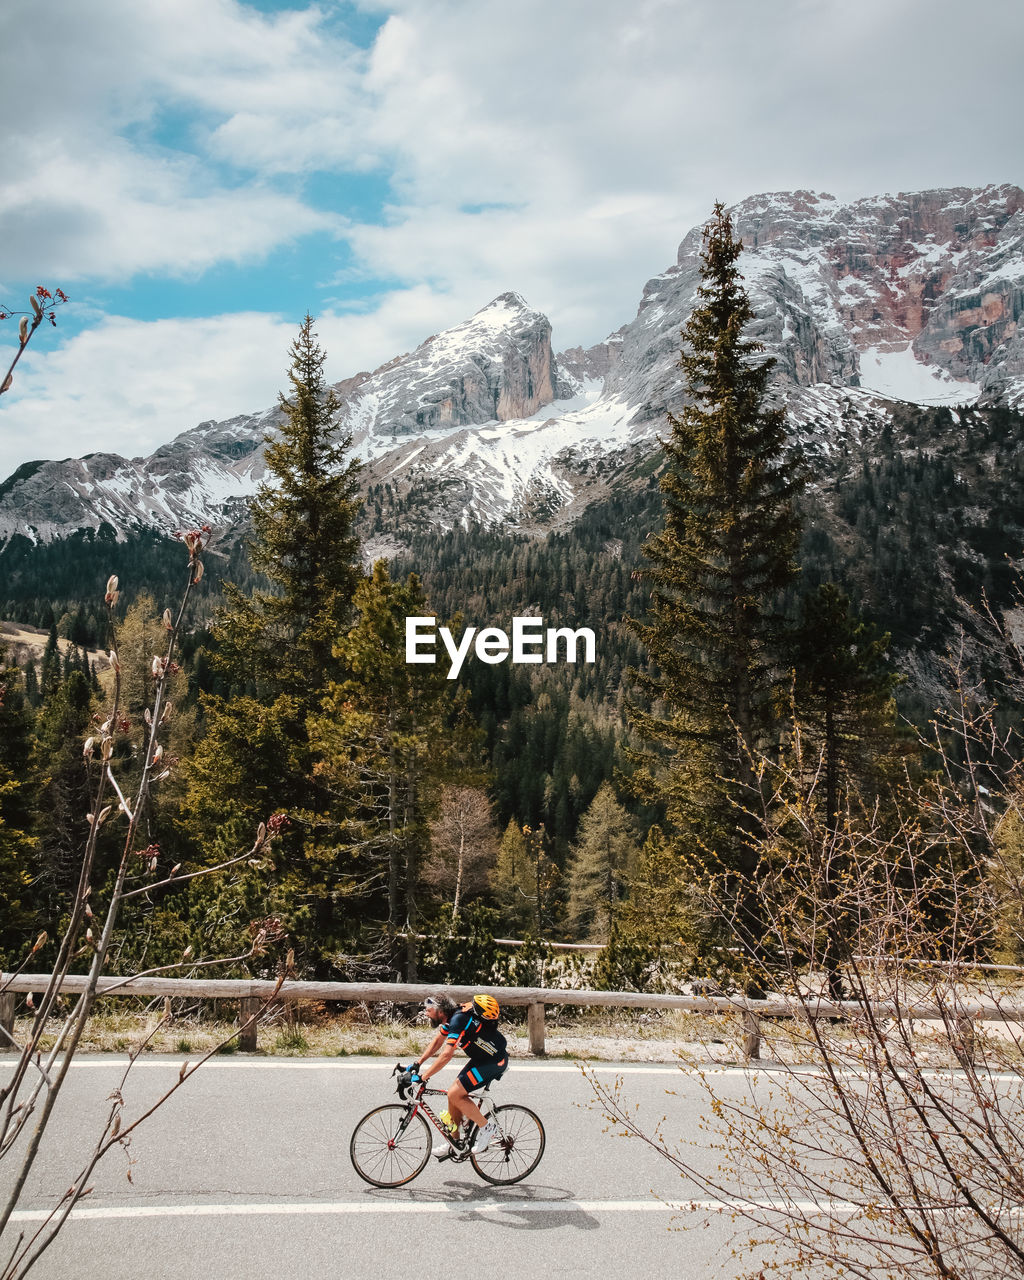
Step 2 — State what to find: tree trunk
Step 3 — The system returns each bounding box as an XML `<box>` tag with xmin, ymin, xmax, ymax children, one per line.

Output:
<box><xmin>404</xmin><ymin>767</ymin><xmax>419</xmax><ymax>983</ymax></box>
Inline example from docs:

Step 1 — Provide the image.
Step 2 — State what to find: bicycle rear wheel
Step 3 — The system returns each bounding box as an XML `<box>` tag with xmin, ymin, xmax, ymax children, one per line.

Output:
<box><xmin>350</xmin><ymin>1105</ymin><xmax>431</xmax><ymax>1187</ymax></box>
<box><xmin>470</xmin><ymin>1104</ymin><xmax>545</xmax><ymax>1185</ymax></box>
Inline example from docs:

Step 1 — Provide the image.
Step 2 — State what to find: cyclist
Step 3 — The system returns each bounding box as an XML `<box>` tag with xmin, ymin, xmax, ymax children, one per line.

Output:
<box><xmin>408</xmin><ymin>993</ymin><xmax>507</xmax><ymax>1156</ymax></box>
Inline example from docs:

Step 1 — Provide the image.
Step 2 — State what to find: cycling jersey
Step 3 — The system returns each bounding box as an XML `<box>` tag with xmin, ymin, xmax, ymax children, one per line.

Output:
<box><xmin>442</xmin><ymin>1008</ymin><xmax>508</xmax><ymax>1064</ymax></box>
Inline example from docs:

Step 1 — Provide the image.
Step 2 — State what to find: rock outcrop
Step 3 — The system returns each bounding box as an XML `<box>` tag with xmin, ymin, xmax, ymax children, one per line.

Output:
<box><xmin>599</xmin><ymin>185</ymin><xmax>1024</xmax><ymax>421</ymax></box>
<box><xmin>342</xmin><ymin>292</ymin><xmax>565</xmax><ymax>444</ymax></box>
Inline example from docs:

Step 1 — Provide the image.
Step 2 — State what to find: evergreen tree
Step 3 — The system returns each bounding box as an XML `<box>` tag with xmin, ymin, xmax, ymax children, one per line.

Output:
<box><xmin>311</xmin><ymin>563</ymin><xmax>475</xmax><ymax>978</ymax></box>
<box><xmin>39</xmin><ymin>622</ymin><xmax>60</xmax><ymax>697</ymax></box>
<box><xmin>23</xmin><ymin>661</ymin><xmax>39</xmax><ymax>708</ymax></box>
<box><xmin>0</xmin><ymin>656</ymin><xmax>37</xmax><ymax>963</ymax></box>
<box><xmin>491</xmin><ymin>818</ymin><xmax>534</xmax><ymax>934</ymax></box>
<box><xmin>215</xmin><ymin>314</ymin><xmax>362</xmax><ymax>699</ymax></box>
<box><xmin>791</xmin><ymin>583</ymin><xmax>901</xmax><ymax>827</ymax></box>
<box><xmin>565</xmin><ymin>781</ymin><xmax>638</xmax><ymax>941</ymax></box>
<box><xmin>30</xmin><ymin>669</ymin><xmax>94</xmax><ymax>923</ymax></box>
<box><xmin>522</xmin><ymin>823</ymin><xmax>560</xmax><ymax>940</ymax></box>
<box><xmin>630</xmin><ymin>202</ymin><xmax>805</xmax><ymax>958</ymax></box>
<box><xmin>993</xmin><ymin>804</ymin><xmax>1024</xmax><ymax>965</ymax></box>
<box><xmin>180</xmin><ymin>317</ymin><xmax>362</xmax><ymax>973</ymax></box>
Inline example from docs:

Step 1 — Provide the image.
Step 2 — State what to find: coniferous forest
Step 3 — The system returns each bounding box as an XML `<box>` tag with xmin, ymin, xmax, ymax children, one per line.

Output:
<box><xmin>3</xmin><ymin>211</ymin><xmax>1024</xmax><ymax>990</ymax></box>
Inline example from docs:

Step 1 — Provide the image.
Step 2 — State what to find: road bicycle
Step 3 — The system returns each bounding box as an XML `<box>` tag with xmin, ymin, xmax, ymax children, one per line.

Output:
<box><xmin>350</xmin><ymin>1062</ymin><xmax>546</xmax><ymax>1188</ymax></box>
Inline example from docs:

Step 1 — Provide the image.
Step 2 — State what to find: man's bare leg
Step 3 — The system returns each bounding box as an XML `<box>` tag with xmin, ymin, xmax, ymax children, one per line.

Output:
<box><xmin>447</xmin><ymin>1080</ymin><xmax>486</xmax><ymax>1129</ymax></box>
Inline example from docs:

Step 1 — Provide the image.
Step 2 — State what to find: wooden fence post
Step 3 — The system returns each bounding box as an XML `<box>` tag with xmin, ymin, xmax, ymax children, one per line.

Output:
<box><xmin>953</xmin><ymin>1014</ymin><xmax>976</xmax><ymax>1067</ymax></box>
<box><xmin>741</xmin><ymin>1011</ymin><xmax>761</xmax><ymax>1061</ymax></box>
<box><xmin>238</xmin><ymin>997</ymin><xmax>259</xmax><ymax>1052</ymax></box>
<box><xmin>528</xmin><ymin>1002</ymin><xmax>546</xmax><ymax>1056</ymax></box>
<box><xmin>0</xmin><ymin>993</ymin><xmax>15</xmax><ymax>1043</ymax></box>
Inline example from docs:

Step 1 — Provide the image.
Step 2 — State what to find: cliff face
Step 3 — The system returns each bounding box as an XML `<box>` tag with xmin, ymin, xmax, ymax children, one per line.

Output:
<box><xmin>738</xmin><ymin>185</ymin><xmax>1024</xmax><ymax>398</ymax></box>
<box><xmin>599</xmin><ymin>184</ymin><xmax>1024</xmax><ymax>422</ymax></box>
<box><xmin>342</xmin><ymin>291</ymin><xmax>565</xmax><ymax>442</ymax></box>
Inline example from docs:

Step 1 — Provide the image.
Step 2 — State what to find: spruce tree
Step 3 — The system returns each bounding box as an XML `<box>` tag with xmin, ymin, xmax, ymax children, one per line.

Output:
<box><xmin>789</xmin><ymin>584</ymin><xmax>902</xmax><ymax>999</ymax></box>
<box><xmin>181</xmin><ymin>317</ymin><xmax>362</xmax><ymax>973</ymax></box>
<box><xmin>216</xmin><ymin>314</ymin><xmax>362</xmax><ymax>699</ymax></box>
<box><xmin>791</xmin><ymin>583</ymin><xmax>901</xmax><ymax>828</ymax></box>
<box><xmin>0</xmin><ymin>657</ymin><xmax>37</xmax><ymax>963</ymax></box>
<box><xmin>491</xmin><ymin>819</ymin><xmax>534</xmax><ymax>934</ymax></box>
<box><xmin>630</xmin><ymin>202</ymin><xmax>805</xmax><ymax>958</ymax></box>
<box><xmin>30</xmin><ymin>670</ymin><xmax>94</xmax><ymax>924</ymax></box>
<box><xmin>39</xmin><ymin>623</ymin><xmax>60</xmax><ymax>697</ymax></box>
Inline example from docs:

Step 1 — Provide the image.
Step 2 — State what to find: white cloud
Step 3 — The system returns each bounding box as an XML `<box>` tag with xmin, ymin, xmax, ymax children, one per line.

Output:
<box><xmin>0</xmin><ymin>313</ymin><xmax>295</xmax><ymax>478</ymax></box>
<box><xmin>0</xmin><ymin>0</ymin><xmax>366</xmax><ymax>281</ymax></box>
<box><xmin>342</xmin><ymin>0</ymin><xmax>1024</xmax><ymax>346</ymax></box>
<box><xmin>2</xmin><ymin>0</ymin><xmax>1023</xmax><ymax>479</ymax></box>
<box><xmin>3</xmin><ymin>142</ymin><xmax>341</xmax><ymax>280</ymax></box>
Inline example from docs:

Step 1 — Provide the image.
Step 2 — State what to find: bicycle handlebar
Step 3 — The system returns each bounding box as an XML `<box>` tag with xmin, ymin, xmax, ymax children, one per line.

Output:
<box><xmin>394</xmin><ymin>1062</ymin><xmax>425</xmax><ymax>1101</ymax></box>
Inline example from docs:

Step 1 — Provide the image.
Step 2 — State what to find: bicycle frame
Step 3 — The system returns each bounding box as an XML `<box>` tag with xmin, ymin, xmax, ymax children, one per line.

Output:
<box><xmin>409</xmin><ymin>1085</ymin><xmax>486</xmax><ymax>1157</ymax></box>
<box><xmin>398</xmin><ymin>1076</ymin><xmax>489</xmax><ymax>1157</ymax></box>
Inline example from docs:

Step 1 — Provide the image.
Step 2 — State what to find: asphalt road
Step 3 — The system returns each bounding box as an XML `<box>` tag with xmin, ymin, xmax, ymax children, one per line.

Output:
<box><xmin>1</xmin><ymin>1056</ymin><xmax>791</xmax><ymax>1280</ymax></box>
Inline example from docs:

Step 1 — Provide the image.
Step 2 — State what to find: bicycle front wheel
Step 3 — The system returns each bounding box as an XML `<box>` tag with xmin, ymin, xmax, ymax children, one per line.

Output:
<box><xmin>470</xmin><ymin>1104</ymin><xmax>545</xmax><ymax>1185</ymax></box>
<box><xmin>350</xmin><ymin>1104</ymin><xmax>431</xmax><ymax>1187</ymax></box>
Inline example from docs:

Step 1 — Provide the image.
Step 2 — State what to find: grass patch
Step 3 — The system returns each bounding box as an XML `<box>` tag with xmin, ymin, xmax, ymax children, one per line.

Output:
<box><xmin>274</xmin><ymin>1026</ymin><xmax>310</xmax><ymax>1054</ymax></box>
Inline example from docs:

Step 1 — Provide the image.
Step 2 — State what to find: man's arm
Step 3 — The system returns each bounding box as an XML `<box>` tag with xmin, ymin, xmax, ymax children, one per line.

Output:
<box><xmin>411</xmin><ymin>1026</ymin><xmax>447</xmax><ymax>1070</ymax></box>
<box><xmin>419</xmin><ymin>1041</ymin><xmax>456</xmax><ymax>1082</ymax></box>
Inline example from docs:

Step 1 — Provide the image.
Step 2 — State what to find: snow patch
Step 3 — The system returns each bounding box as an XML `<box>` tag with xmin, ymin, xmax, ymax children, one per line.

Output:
<box><xmin>858</xmin><ymin>346</ymin><xmax>980</xmax><ymax>406</ymax></box>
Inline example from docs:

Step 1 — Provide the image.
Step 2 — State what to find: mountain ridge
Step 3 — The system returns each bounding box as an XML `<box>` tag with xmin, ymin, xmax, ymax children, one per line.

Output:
<box><xmin>3</xmin><ymin>183</ymin><xmax>1022</xmax><ymax>545</ymax></box>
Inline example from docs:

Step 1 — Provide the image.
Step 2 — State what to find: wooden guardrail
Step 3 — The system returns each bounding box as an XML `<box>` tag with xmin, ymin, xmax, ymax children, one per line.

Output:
<box><xmin>4</xmin><ymin>973</ymin><xmax>1023</xmax><ymax>1058</ymax></box>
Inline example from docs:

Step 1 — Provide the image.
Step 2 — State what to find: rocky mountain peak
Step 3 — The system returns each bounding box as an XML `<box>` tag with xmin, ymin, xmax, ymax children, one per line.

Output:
<box><xmin>594</xmin><ymin>183</ymin><xmax>1024</xmax><ymax>423</ymax></box>
<box><xmin>342</xmin><ymin>291</ymin><xmax>567</xmax><ymax>451</ymax></box>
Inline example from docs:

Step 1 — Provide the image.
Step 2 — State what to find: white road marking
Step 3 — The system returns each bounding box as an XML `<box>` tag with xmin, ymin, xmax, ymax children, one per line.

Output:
<box><xmin>34</xmin><ymin>1059</ymin><xmax>681</xmax><ymax>1074</ymax></box>
<box><xmin>0</xmin><ymin>1198</ymin><xmax>874</xmax><ymax>1223</ymax></box>
<box><xmin>17</xmin><ymin>1197</ymin><xmax>1019</xmax><ymax>1224</ymax></box>
<box><xmin>37</xmin><ymin>1059</ymin><xmax>1023</xmax><ymax>1083</ymax></box>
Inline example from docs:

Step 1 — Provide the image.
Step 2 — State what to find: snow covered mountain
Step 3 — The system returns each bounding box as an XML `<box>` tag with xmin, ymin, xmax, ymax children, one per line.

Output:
<box><xmin>2</xmin><ymin>184</ymin><xmax>1022</xmax><ymax>544</ymax></box>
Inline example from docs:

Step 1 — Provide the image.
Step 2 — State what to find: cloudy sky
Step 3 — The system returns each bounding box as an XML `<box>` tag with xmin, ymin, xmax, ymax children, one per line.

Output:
<box><xmin>0</xmin><ymin>0</ymin><xmax>1021</xmax><ymax>479</ymax></box>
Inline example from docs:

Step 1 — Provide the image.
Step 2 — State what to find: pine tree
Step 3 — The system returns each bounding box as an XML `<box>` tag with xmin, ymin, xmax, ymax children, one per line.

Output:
<box><xmin>565</xmin><ymin>782</ymin><xmax>638</xmax><ymax>941</ymax></box>
<box><xmin>993</xmin><ymin>804</ymin><xmax>1024</xmax><ymax>965</ymax></box>
<box><xmin>0</xmin><ymin>656</ymin><xmax>37</xmax><ymax>963</ymax></box>
<box><xmin>30</xmin><ymin>669</ymin><xmax>94</xmax><ymax>923</ymax></box>
<box><xmin>39</xmin><ymin>623</ymin><xmax>60</xmax><ymax>697</ymax></box>
<box><xmin>630</xmin><ymin>202</ymin><xmax>805</xmax><ymax>956</ymax></box>
<box><xmin>23</xmin><ymin>661</ymin><xmax>39</xmax><ymax>708</ymax></box>
<box><xmin>522</xmin><ymin>823</ymin><xmax>560</xmax><ymax>940</ymax></box>
<box><xmin>491</xmin><ymin>818</ymin><xmax>534</xmax><ymax>934</ymax></box>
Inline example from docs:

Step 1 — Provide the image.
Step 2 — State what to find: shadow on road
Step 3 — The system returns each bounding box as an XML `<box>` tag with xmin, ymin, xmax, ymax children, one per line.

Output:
<box><xmin>362</xmin><ymin>1181</ymin><xmax>600</xmax><ymax>1231</ymax></box>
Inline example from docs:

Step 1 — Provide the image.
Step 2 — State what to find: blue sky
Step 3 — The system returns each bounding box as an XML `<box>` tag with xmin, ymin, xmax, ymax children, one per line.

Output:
<box><xmin>1</xmin><ymin>0</ymin><xmax>1022</xmax><ymax>479</ymax></box>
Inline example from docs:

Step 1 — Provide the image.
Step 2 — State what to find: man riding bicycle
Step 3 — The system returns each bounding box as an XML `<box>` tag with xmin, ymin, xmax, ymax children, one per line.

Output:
<box><xmin>408</xmin><ymin>993</ymin><xmax>508</xmax><ymax>1156</ymax></box>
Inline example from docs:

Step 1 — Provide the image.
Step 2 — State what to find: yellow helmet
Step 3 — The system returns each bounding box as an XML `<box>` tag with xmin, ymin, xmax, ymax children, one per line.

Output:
<box><xmin>472</xmin><ymin>993</ymin><xmax>500</xmax><ymax>1021</ymax></box>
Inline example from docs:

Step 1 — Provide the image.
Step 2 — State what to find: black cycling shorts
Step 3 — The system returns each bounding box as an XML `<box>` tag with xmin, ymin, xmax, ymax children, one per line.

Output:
<box><xmin>457</xmin><ymin>1057</ymin><xmax>507</xmax><ymax>1091</ymax></box>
